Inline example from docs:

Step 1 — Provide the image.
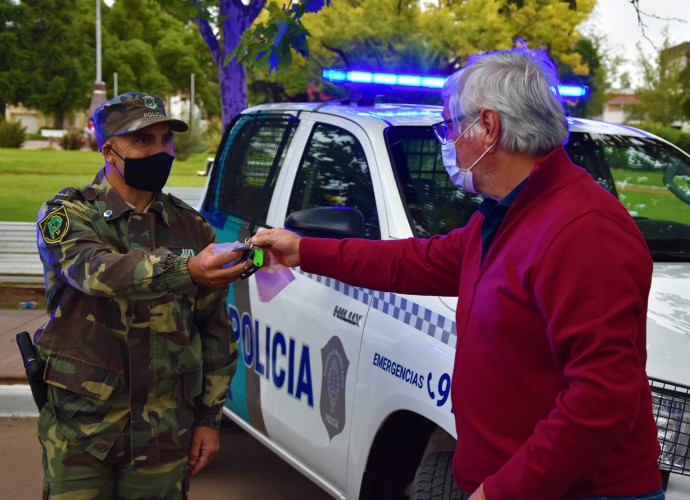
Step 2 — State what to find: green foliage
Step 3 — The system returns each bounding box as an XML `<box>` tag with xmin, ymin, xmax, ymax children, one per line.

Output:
<box><xmin>0</xmin><ymin>119</ymin><xmax>27</xmax><ymax>148</ymax></box>
<box><xmin>229</xmin><ymin>0</ymin><xmax>332</xmax><ymax>74</ymax></box>
<box><xmin>104</xmin><ymin>38</ymin><xmax>172</xmax><ymax>96</ymax></box>
<box><xmin>632</xmin><ymin>121</ymin><xmax>690</xmax><ymax>155</ymax></box>
<box><xmin>2</xmin><ymin>0</ymin><xmax>219</xmax><ymax>126</ymax></box>
<box><xmin>102</xmin><ymin>0</ymin><xmax>220</xmax><ymax>120</ymax></box>
<box><xmin>560</xmin><ymin>36</ymin><xmax>609</xmax><ymax>118</ymax></box>
<box><xmin>0</xmin><ymin>0</ymin><xmax>31</xmax><ymax>110</ymax></box>
<box><xmin>275</xmin><ymin>0</ymin><xmax>597</xmax><ymax>107</ymax></box>
<box><xmin>419</xmin><ymin>0</ymin><xmax>596</xmax><ymax>74</ymax></box>
<box><xmin>2</xmin><ymin>0</ymin><xmax>93</xmax><ymax>128</ymax></box>
<box><xmin>681</xmin><ymin>63</ymin><xmax>690</xmax><ymax>121</ymax></box>
<box><xmin>629</xmin><ymin>36</ymin><xmax>684</xmax><ymax>124</ymax></box>
<box><xmin>103</xmin><ymin>0</ymin><xmax>217</xmax><ymax>100</ymax></box>
<box><xmin>202</xmin><ymin>117</ymin><xmax>223</xmax><ymax>156</ymax></box>
<box><xmin>58</xmin><ymin>130</ymin><xmax>85</xmax><ymax>151</ymax></box>
<box><xmin>172</xmin><ymin>127</ymin><xmax>205</xmax><ymax>162</ymax></box>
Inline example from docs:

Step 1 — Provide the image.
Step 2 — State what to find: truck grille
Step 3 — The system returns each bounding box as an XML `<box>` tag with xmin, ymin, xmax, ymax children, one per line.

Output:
<box><xmin>649</xmin><ymin>377</ymin><xmax>690</xmax><ymax>480</ymax></box>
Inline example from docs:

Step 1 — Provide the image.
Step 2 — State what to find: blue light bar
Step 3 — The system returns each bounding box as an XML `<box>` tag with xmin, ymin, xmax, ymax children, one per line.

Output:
<box><xmin>323</xmin><ymin>69</ymin><xmax>444</xmax><ymax>90</ymax></box>
<box><xmin>558</xmin><ymin>84</ymin><xmax>590</xmax><ymax>98</ymax></box>
<box><xmin>322</xmin><ymin>68</ymin><xmax>589</xmax><ymax>98</ymax></box>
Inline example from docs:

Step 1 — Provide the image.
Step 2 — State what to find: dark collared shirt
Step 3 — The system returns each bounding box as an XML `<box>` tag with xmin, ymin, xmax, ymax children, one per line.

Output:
<box><xmin>477</xmin><ymin>178</ymin><xmax>528</xmax><ymax>263</ymax></box>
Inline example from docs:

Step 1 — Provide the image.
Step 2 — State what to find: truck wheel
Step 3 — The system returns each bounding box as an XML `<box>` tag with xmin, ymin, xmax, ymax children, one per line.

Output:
<box><xmin>411</xmin><ymin>452</ymin><xmax>468</xmax><ymax>500</ymax></box>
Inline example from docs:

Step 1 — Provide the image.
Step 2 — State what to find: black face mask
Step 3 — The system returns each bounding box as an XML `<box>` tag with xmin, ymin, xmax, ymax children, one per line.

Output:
<box><xmin>110</xmin><ymin>147</ymin><xmax>174</xmax><ymax>192</ymax></box>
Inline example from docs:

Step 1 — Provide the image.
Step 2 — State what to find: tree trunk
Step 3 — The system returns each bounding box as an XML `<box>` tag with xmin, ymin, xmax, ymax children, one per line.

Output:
<box><xmin>54</xmin><ymin>110</ymin><xmax>64</xmax><ymax>130</ymax></box>
<box><xmin>195</xmin><ymin>0</ymin><xmax>267</xmax><ymax>130</ymax></box>
<box><xmin>218</xmin><ymin>0</ymin><xmax>266</xmax><ymax>130</ymax></box>
<box><xmin>219</xmin><ymin>60</ymin><xmax>248</xmax><ymax>129</ymax></box>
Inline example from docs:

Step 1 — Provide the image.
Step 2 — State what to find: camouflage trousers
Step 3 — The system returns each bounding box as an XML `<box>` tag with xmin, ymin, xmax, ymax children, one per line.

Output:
<box><xmin>38</xmin><ymin>406</ymin><xmax>189</xmax><ymax>499</ymax></box>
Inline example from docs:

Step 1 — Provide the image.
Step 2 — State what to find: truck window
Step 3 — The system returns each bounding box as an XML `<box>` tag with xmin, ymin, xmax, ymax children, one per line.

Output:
<box><xmin>205</xmin><ymin>114</ymin><xmax>297</xmax><ymax>226</ymax></box>
<box><xmin>386</xmin><ymin>126</ymin><xmax>482</xmax><ymax>237</ymax></box>
<box><xmin>287</xmin><ymin>122</ymin><xmax>381</xmax><ymax>240</ymax></box>
<box><xmin>566</xmin><ymin>131</ymin><xmax>690</xmax><ymax>261</ymax></box>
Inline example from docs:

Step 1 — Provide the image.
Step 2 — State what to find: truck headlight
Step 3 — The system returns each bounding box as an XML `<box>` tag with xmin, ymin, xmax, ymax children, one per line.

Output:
<box><xmin>650</xmin><ymin>378</ymin><xmax>690</xmax><ymax>477</ymax></box>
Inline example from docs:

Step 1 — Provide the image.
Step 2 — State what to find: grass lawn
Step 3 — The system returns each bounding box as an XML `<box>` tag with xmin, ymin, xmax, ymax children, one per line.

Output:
<box><xmin>0</xmin><ymin>148</ymin><xmax>211</xmax><ymax>222</ymax></box>
<box><xmin>611</xmin><ymin>169</ymin><xmax>690</xmax><ymax>225</ymax></box>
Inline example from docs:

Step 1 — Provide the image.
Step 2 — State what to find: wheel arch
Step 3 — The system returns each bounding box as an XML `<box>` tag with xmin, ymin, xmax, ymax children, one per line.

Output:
<box><xmin>358</xmin><ymin>410</ymin><xmax>455</xmax><ymax>499</ymax></box>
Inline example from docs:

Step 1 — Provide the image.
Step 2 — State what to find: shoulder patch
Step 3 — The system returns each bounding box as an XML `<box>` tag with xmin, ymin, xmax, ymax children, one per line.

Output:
<box><xmin>39</xmin><ymin>205</ymin><xmax>71</xmax><ymax>244</ymax></box>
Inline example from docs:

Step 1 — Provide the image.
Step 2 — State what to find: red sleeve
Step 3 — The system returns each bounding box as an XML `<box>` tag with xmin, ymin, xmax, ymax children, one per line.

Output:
<box><xmin>299</xmin><ymin>230</ymin><xmax>467</xmax><ymax>297</ymax></box>
<box><xmin>484</xmin><ymin>213</ymin><xmax>653</xmax><ymax>498</ymax></box>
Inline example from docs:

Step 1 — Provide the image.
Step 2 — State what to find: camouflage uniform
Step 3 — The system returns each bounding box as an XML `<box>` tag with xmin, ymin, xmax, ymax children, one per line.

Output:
<box><xmin>35</xmin><ymin>169</ymin><xmax>236</xmax><ymax>498</ymax></box>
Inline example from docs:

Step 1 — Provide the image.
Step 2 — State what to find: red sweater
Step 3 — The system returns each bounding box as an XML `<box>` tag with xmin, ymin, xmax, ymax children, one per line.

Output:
<box><xmin>300</xmin><ymin>146</ymin><xmax>661</xmax><ymax>498</ymax></box>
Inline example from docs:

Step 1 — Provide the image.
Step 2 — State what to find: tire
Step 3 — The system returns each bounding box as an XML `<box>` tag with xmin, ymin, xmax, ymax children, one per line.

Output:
<box><xmin>411</xmin><ymin>452</ymin><xmax>468</xmax><ymax>500</ymax></box>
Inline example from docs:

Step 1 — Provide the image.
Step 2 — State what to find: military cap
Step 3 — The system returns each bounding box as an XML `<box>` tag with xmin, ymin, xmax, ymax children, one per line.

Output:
<box><xmin>93</xmin><ymin>92</ymin><xmax>188</xmax><ymax>148</ymax></box>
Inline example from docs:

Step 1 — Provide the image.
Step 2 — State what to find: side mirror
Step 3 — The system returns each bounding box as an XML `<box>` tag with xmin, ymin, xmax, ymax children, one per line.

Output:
<box><xmin>284</xmin><ymin>206</ymin><xmax>366</xmax><ymax>239</ymax></box>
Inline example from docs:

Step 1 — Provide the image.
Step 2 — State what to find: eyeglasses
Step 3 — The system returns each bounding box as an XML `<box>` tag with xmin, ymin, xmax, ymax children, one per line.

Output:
<box><xmin>432</xmin><ymin>116</ymin><xmax>466</xmax><ymax>145</ymax></box>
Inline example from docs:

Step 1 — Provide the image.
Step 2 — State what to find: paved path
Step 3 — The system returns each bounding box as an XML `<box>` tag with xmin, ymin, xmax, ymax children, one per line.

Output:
<box><xmin>0</xmin><ymin>415</ymin><xmax>331</xmax><ymax>499</ymax></box>
<box><xmin>0</xmin><ymin>309</ymin><xmax>46</xmax><ymax>386</ymax></box>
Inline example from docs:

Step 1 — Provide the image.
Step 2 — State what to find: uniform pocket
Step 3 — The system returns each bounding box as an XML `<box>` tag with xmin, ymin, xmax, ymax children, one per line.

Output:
<box><xmin>44</xmin><ymin>353</ymin><xmax>119</xmax><ymax>417</ymax></box>
<box><xmin>44</xmin><ymin>354</ymin><xmax>121</xmax><ymax>442</ymax></box>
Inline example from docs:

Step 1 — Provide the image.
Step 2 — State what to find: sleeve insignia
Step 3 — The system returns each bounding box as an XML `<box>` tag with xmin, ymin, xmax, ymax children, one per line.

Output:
<box><xmin>39</xmin><ymin>205</ymin><xmax>71</xmax><ymax>244</ymax></box>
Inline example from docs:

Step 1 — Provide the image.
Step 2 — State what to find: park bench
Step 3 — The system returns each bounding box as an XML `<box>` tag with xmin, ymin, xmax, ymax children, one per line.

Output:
<box><xmin>39</xmin><ymin>129</ymin><xmax>67</xmax><ymax>146</ymax></box>
<box><xmin>0</xmin><ymin>222</ymin><xmax>43</xmax><ymax>284</ymax></box>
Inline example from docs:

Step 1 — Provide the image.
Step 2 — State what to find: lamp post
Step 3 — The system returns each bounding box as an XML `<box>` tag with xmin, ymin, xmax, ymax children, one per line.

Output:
<box><xmin>190</xmin><ymin>73</ymin><xmax>195</xmax><ymax>126</ymax></box>
<box><xmin>87</xmin><ymin>0</ymin><xmax>106</xmax><ymax>117</ymax></box>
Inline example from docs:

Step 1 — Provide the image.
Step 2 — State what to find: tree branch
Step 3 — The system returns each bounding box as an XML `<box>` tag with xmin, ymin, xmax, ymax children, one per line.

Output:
<box><xmin>244</xmin><ymin>0</ymin><xmax>267</xmax><ymax>19</ymax></box>
<box><xmin>628</xmin><ymin>0</ymin><xmax>687</xmax><ymax>50</ymax></box>
<box><xmin>187</xmin><ymin>0</ymin><xmax>221</xmax><ymax>64</ymax></box>
<box><xmin>322</xmin><ymin>42</ymin><xmax>350</xmax><ymax>68</ymax></box>
<box><xmin>195</xmin><ymin>16</ymin><xmax>221</xmax><ymax>64</ymax></box>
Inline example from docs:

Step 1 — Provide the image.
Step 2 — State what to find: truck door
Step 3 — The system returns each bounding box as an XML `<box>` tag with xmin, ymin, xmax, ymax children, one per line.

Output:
<box><xmin>247</xmin><ymin>117</ymin><xmax>383</xmax><ymax>493</ymax></box>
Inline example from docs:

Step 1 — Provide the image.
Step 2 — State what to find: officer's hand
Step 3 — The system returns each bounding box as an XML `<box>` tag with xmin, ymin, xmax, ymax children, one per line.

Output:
<box><xmin>248</xmin><ymin>228</ymin><xmax>301</xmax><ymax>268</ymax></box>
<box><xmin>188</xmin><ymin>425</ymin><xmax>220</xmax><ymax>477</ymax></box>
<box><xmin>188</xmin><ymin>243</ymin><xmax>245</xmax><ymax>288</ymax></box>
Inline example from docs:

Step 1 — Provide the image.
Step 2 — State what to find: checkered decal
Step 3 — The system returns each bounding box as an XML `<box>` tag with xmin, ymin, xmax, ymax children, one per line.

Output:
<box><xmin>299</xmin><ymin>271</ymin><xmax>374</xmax><ymax>306</ymax></box>
<box><xmin>299</xmin><ymin>270</ymin><xmax>457</xmax><ymax>348</ymax></box>
<box><xmin>371</xmin><ymin>291</ymin><xmax>457</xmax><ymax>348</ymax></box>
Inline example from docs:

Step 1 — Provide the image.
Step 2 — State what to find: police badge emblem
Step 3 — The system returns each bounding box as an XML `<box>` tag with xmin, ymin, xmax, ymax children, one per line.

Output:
<box><xmin>143</xmin><ymin>95</ymin><xmax>157</xmax><ymax>109</ymax></box>
<box><xmin>39</xmin><ymin>205</ymin><xmax>70</xmax><ymax>244</ymax></box>
<box><xmin>320</xmin><ymin>336</ymin><xmax>349</xmax><ymax>440</ymax></box>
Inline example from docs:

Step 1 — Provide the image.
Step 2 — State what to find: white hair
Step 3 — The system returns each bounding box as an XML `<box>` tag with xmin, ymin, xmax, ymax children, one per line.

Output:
<box><xmin>442</xmin><ymin>46</ymin><xmax>569</xmax><ymax>156</ymax></box>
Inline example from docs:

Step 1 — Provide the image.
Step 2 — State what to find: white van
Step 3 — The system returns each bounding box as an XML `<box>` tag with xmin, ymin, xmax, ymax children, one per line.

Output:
<box><xmin>198</xmin><ymin>93</ymin><xmax>690</xmax><ymax>498</ymax></box>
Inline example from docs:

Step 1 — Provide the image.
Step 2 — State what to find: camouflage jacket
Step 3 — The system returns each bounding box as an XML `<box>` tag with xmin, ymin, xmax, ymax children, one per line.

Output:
<box><xmin>35</xmin><ymin>169</ymin><xmax>236</xmax><ymax>467</ymax></box>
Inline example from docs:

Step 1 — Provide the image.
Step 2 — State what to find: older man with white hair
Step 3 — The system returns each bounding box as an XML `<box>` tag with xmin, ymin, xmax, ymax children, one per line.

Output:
<box><xmin>250</xmin><ymin>47</ymin><xmax>664</xmax><ymax>500</ymax></box>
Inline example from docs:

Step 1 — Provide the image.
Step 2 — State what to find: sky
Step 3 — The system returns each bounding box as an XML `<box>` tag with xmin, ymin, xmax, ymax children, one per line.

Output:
<box><xmin>582</xmin><ymin>0</ymin><xmax>690</xmax><ymax>87</ymax></box>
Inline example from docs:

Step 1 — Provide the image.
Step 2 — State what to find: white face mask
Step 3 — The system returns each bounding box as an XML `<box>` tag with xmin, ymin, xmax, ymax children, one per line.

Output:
<box><xmin>441</xmin><ymin>141</ymin><xmax>464</xmax><ymax>185</ymax></box>
<box><xmin>440</xmin><ymin>116</ymin><xmax>495</xmax><ymax>194</ymax></box>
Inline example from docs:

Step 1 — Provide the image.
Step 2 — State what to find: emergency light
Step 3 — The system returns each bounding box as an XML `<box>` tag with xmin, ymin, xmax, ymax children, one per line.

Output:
<box><xmin>322</xmin><ymin>68</ymin><xmax>590</xmax><ymax>99</ymax></box>
<box><xmin>322</xmin><ymin>69</ymin><xmax>446</xmax><ymax>90</ymax></box>
<box><xmin>557</xmin><ymin>84</ymin><xmax>590</xmax><ymax>98</ymax></box>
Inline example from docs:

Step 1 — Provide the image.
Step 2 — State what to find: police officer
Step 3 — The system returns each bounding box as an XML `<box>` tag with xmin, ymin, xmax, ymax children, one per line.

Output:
<box><xmin>35</xmin><ymin>92</ymin><xmax>246</xmax><ymax>498</ymax></box>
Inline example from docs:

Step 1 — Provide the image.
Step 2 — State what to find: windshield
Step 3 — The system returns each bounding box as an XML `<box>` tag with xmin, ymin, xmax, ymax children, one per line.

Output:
<box><xmin>386</xmin><ymin>126</ymin><xmax>690</xmax><ymax>262</ymax></box>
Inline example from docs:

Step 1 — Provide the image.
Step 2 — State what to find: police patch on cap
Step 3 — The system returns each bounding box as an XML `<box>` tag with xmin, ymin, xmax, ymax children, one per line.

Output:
<box><xmin>39</xmin><ymin>206</ymin><xmax>70</xmax><ymax>244</ymax></box>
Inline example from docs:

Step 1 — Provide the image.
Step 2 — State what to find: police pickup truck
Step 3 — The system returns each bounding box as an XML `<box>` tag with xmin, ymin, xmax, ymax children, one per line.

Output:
<box><xmin>197</xmin><ymin>71</ymin><xmax>690</xmax><ymax>499</ymax></box>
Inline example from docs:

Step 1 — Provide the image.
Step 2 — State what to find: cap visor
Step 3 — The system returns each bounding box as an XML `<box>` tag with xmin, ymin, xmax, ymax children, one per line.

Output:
<box><xmin>113</xmin><ymin>116</ymin><xmax>189</xmax><ymax>137</ymax></box>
